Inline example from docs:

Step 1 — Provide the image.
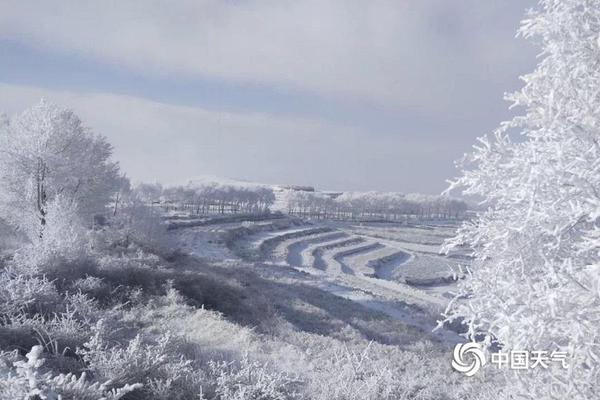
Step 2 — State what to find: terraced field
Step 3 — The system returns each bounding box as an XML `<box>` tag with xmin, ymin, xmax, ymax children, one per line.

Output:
<box><xmin>169</xmin><ymin>214</ymin><xmax>469</xmax><ymax>342</ymax></box>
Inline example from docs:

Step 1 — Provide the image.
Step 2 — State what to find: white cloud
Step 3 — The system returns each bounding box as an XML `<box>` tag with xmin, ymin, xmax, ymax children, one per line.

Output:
<box><xmin>0</xmin><ymin>2</ymin><xmax>539</xmax><ymax>192</ymax></box>
<box><xmin>0</xmin><ymin>0</ymin><xmax>535</xmax><ymax>116</ymax></box>
<box><xmin>0</xmin><ymin>83</ymin><xmax>466</xmax><ymax>192</ymax></box>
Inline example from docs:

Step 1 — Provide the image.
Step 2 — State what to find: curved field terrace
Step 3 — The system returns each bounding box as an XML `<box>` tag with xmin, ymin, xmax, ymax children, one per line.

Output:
<box><xmin>170</xmin><ymin>213</ymin><xmax>469</xmax><ymax>343</ymax></box>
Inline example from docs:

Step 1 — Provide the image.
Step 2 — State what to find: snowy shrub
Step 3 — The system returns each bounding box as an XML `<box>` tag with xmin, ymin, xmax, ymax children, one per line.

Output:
<box><xmin>63</xmin><ymin>291</ymin><xmax>104</xmax><ymax>322</ymax></box>
<box><xmin>110</xmin><ymin>196</ymin><xmax>170</xmax><ymax>250</ymax></box>
<box><xmin>300</xmin><ymin>341</ymin><xmax>473</xmax><ymax>400</ymax></box>
<box><xmin>0</xmin><ymin>270</ymin><xmax>59</xmax><ymax>315</ymax></box>
<box><xmin>79</xmin><ymin>320</ymin><xmax>194</xmax><ymax>398</ymax></box>
<box><xmin>72</xmin><ymin>275</ymin><xmax>110</xmax><ymax>299</ymax></box>
<box><xmin>33</xmin><ymin>307</ymin><xmax>91</xmax><ymax>356</ymax></box>
<box><xmin>310</xmin><ymin>342</ymin><xmax>396</xmax><ymax>400</ymax></box>
<box><xmin>0</xmin><ymin>218</ymin><xmax>23</xmax><ymax>252</ymax></box>
<box><xmin>0</xmin><ymin>264</ymin><xmax>104</xmax><ymax>357</ymax></box>
<box><xmin>94</xmin><ymin>250</ymin><xmax>169</xmax><ymax>299</ymax></box>
<box><xmin>0</xmin><ymin>298</ymin><xmax>99</xmax><ymax>359</ymax></box>
<box><xmin>162</xmin><ymin>279</ymin><xmax>187</xmax><ymax>306</ymax></box>
<box><xmin>0</xmin><ymin>345</ymin><xmax>141</xmax><ymax>400</ymax></box>
<box><xmin>208</xmin><ymin>355</ymin><xmax>300</xmax><ymax>400</ymax></box>
<box><xmin>99</xmin><ymin>248</ymin><xmax>162</xmax><ymax>269</ymax></box>
<box><xmin>444</xmin><ymin>0</ymin><xmax>600</xmax><ymax>398</ymax></box>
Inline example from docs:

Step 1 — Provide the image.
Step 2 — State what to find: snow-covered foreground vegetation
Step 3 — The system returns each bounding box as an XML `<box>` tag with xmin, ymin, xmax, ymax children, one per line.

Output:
<box><xmin>0</xmin><ymin>219</ymin><xmax>478</xmax><ymax>400</ymax></box>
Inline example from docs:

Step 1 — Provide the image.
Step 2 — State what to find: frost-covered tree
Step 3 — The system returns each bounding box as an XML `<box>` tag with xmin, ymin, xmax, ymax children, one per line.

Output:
<box><xmin>112</xmin><ymin>174</ymin><xmax>132</xmax><ymax>217</ymax></box>
<box><xmin>134</xmin><ymin>182</ymin><xmax>163</xmax><ymax>204</ymax></box>
<box><xmin>444</xmin><ymin>1</ymin><xmax>600</xmax><ymax>398</ymax></box>
<box><xmin>111</xmin><ymin>194</ymin><xmax>168</xmax><ymax>248</ymax></box>
<box><xmin>0</xmin><ymin>100</ymin><xmax>120</xmax><ymax>242</ymax></box>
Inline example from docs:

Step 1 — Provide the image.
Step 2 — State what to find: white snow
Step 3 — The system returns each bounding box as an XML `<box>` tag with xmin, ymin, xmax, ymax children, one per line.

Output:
<box><xmin>174</xmin><ymin>215</ymin><xmax>465</xmax><ymax>342</ymax></box>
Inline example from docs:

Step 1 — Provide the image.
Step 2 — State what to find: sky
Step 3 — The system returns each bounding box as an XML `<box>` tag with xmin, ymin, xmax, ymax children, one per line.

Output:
<box><xmin>0</xmin><ymin>0</ymin><xmax>538</xmax><ymax>193</ymax></box>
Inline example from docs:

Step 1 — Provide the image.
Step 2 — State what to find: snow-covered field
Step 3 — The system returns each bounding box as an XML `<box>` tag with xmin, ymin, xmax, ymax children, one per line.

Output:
<box><xmin>169</xmin><ymin>213</ymin><xmax>469</xmax><ymax>343</ymax></box>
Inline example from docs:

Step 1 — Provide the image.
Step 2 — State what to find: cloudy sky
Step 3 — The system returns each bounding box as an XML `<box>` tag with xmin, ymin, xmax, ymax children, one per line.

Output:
<box><xmin>0</xmin><ymin>1</ymin><xmax>537</xmax><ymax>193</ymax></box>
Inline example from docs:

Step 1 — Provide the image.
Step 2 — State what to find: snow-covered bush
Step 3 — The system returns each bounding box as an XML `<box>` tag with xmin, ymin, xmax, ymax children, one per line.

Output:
<box><xmin>444</xmin><ymin>0</ymin><xmax>600</xmax><ymax>398</ymax></box>
<box><xmin>0</xmin><ymin>345</ymin><xmax>141</xmax><ymax>400</ymax></box>
<box><xmin>33</xmin><ymin>308</ymin><xmax>91</xmax><ymax>355</ymax></box>
<box><xmin>301</xmin><ymin>340</ymin><xmax>476</xmax><ymax>400</ymax></box>
<box><xmin>208</xmin><ymin>355</ymin><xmax>300</xmax><ymax>400</ymax></box>
<box><xmin>305</xmin><ymin>342</ymin><xmax>397</xmax><ymax>400</ymax></box>
<box><xmin>0</xmin><ymin>290</ymin><xmax>101</xmax><ymax>358</ymax></box>
<box><xmin>134</xmin><ymin>182</ymin><xmax>164</xmax><ymax>204</ymax></box>
<box><xmin>78</xmin><ymin>320</ymin><xmax>195</xmax><ymax>399</ymax></box>
<box><xmin>0</xmin><ymin>218</ymin><xmax>23</xmax><ymax>252</ymax></box>
<box><xmin>118</xmin><ymin>197</ymin><xmax>169</xmax><ymax>248</ymax></box>
<box><xmin>93</xmin><ymin>249</ymin><xmax>168</xmax><ymax>298</ymax></box>
<box><xmin>72</xmin><ymin>275</ymin><xmax>110</xmax><ymax>299</ymax></box>
<box><xmin>100</xmin><ymin>193</ymin><xmax>170</xmax><ymax>252</ymax></box>
<box><xmin>0</xmin><ymin>270</ymin><xmax>59</xmax><ymax>315</ymax></box>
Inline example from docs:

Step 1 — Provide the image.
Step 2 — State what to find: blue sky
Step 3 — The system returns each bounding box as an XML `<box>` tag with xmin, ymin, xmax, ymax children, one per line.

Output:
<box><xmin>0</xmin><ymin>0</ymin><xmax>537</xmax><ymax>193</ymax></box>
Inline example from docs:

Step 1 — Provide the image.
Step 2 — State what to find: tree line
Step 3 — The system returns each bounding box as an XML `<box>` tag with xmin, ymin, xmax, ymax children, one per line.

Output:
<box><xmin>133</xmin><ymin>181</ymin><xmax>470</xmax><ymax>221</ymax></box>
<box><xmin>137</xmin><ymin>181</ymin><xmax>276</xmax><ymax>215</ymax></box>
<box><xmin>285</xmin><ymin>190</ymin><xmax>468</xmax><ymax>220</ymax></box>
<box><xmin>133</xmin><ymin>181</ymin><xmax>469</xmax><ymax>221</ymax></box>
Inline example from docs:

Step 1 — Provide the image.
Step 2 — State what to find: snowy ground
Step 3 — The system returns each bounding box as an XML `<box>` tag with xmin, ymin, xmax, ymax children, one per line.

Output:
<box><xmin>169</xmin><ymin>214</ymin><xmax>469</xmax><ymax>344</ymax></box>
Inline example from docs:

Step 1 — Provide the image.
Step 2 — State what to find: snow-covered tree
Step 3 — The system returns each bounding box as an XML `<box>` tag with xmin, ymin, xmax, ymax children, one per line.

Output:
<box><xmin>0</xmin><ymin>100</ymin><xmax>120</xmax><ymax>243</ymax></box>
<box><xmin>111</xmin><ymin>175</ymin><xmax>132</xmax><ymax>217</ymax></box>
<box><xmin>111</xmin><ymin>194</ymin><xmax>168</xmax><ymax>248</ymax></box>
<box><xmin>444</xmin><ymin>1</ymin><xmax>600</xmax><ymax>398</ymax></box>
<box><xmin>134</xmin><ymin>182</ymin><xmax>163</xmax><ymax>204</ymax></box>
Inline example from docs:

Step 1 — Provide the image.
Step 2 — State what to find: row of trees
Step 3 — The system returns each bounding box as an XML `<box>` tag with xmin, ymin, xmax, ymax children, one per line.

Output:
<box><xmin>285</xmin><ymin>190</ymin><xmax>468</xmax><ymax>220</ymax></box>
<box><xmin>132</xmin><ymin>181</ymin><xmax>469</xmax><ymax>221</ymax></box>
<box><xmin>137</xmin><ymin>181</ymin><xmax>276</xmax><ymax>215</ymax></box>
